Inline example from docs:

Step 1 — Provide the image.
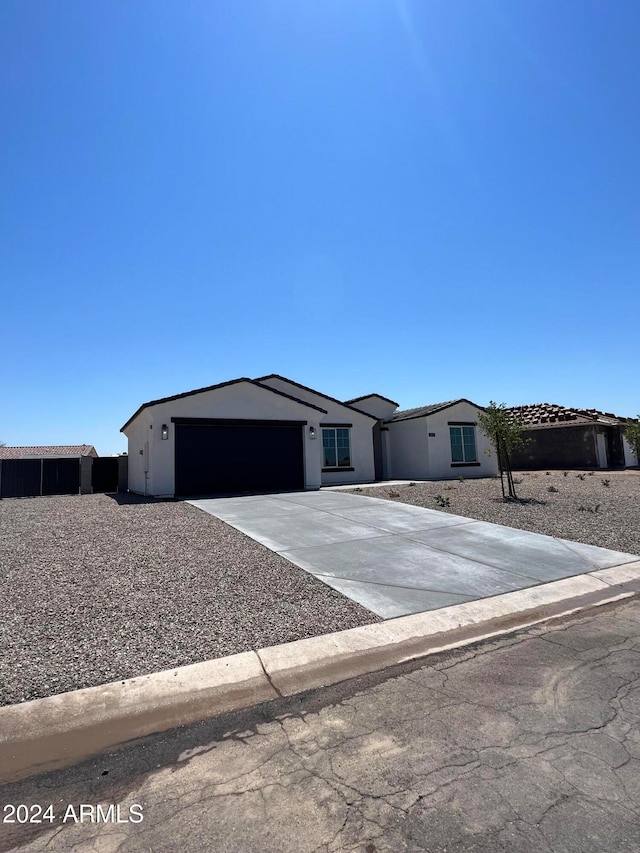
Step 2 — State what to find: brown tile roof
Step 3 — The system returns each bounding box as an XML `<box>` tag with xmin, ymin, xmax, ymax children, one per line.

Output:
<box><xmin>506</xmin><ymin>404</ymin><xmax>626</xmax><ymax>428</ymax></box>
<box><xmin>0</xmin><ymin>445</ymin><xmax>98</xmax><ymax>459</ymax></box>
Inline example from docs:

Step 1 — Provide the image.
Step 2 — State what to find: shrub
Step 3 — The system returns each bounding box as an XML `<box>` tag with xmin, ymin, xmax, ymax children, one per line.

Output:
<box><xmin>435</xmin><ymin>495</ymin><xmax>451</xmax><ymax>507</ymax></box>
<box><xmin>389</xmin><ymin>490</ymin><xmax>400</xmax><ymax>498</ymax></box>
<box><xmin>576</xmin><ymin>473</ymin><xmax>586</xmax><ymax>481</ymax></box>
<box><xmin>602</xmin><ymin>479</ymin><xmax>610</xmax><ymax>487</ymax></box>
<box><xmin>547</xmin><ymin>485</ymin><xmax>558</xmax><ymax>493</ymax></box>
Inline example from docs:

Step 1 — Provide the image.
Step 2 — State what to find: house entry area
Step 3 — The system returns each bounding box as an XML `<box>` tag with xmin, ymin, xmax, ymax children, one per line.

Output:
<box><xmin>174</xmin><ymin>419</ymin><xmax>305</xmax><ymax>497</ymax></box>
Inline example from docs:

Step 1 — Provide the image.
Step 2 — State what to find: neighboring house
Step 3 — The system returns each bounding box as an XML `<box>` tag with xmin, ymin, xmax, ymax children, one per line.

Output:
<box><xmin>0</xmin><ymin>444</ymin><xmax>98</xmax><ymax>459</ymax></box>
<box><xmin>120</xmin><ymin>375</ymin><xmax>496</xmax><ymax>498</ymax></box>
<box><xmin>505</xmin><ymin>404</ymin><xmax>638</xmax><ymax>470</ymax></box>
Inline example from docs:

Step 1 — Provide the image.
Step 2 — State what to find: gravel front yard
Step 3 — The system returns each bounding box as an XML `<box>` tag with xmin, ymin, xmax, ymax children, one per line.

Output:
<box><xmin>348</xmin><ymin>470</ymin><xmax>640</xmax><ymax>555</ymax></box>
<box><xmin>0</xmin><ymin>494</ymin><xmax>380</xmax><ymax>707</ymax></box>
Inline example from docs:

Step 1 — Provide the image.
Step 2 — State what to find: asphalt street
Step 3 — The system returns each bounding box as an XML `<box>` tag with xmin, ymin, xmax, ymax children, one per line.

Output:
<box><xmin>2</xmin><ymin>597</ymin><xmax>640</xmax><ymax>853</ymax></box>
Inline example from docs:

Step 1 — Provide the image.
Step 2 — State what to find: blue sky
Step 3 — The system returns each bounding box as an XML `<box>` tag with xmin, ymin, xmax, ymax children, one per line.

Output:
<box><xmin>2</xmin><ymin>0</ymin><xmax>639</xmax><ymax>455</ymax></box>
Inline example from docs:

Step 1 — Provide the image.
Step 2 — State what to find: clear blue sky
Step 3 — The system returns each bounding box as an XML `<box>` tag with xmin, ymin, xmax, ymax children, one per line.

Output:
<box><xmin>2</xmin><ymin>1</ymin><xmax>639</xmax><ymax>455</ymax></box>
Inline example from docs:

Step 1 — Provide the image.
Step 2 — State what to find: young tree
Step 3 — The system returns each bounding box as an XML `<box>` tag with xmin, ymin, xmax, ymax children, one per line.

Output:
<box><xmin>623</xmin><ymin>416</ymin><xmax>640</xmax><ymax>466</ymax></box>
<box><xmin>478</xmin><ymin>402</ymin><xmax>528</xmax><ymax>499</ymax></box>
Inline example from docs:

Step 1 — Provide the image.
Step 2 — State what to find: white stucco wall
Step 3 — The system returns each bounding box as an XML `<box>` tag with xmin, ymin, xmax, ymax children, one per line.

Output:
<box><xmin>258</xmin><ymin>377</ymin><xmax>376</xmax><ymax>484</ymax></box>
<box><xmin>425</xmin><ymin>403</ymin><xmax>498</xmax><ymax>479</ymax></box>
<box><xmin>122</xmin><ymin>381</ymin><xmax>325</xmax><ymax>496</ymax></box>
<box><xmin>386</xmin><ymin>417</ymin><xmax>430</xmax><ymax>479</ymax></box>
<box><xmin>385</xmin><ymin>402</ymin><xmax>497</xmax><ymax>480</ymax></box>
<box><xmin>125</xmin><ymin>409</ymin><xmax>151</xmax><ymax>495</ymax></box>
<box><xmin>348</xmin><ymin>395</ymin><xmax>398</xmax><ymax>420</ymax></box>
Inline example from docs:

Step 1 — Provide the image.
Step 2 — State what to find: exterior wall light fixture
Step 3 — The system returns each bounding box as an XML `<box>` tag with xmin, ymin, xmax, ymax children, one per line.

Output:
<box><xmin>309</xmin><ymin>426</ymin><xmax>316</xmax><ymax>439</ymax></box>
<box><xmin>161</xmin><ymin>424</ymin><xmax>169</xmax><ymax>440</ymax></box>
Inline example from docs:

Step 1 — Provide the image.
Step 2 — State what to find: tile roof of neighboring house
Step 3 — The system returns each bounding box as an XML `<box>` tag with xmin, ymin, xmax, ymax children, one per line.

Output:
<box><xmin>506</xmin><ymin>403</ymin><xmax>628</xmax><ymax>428</ymax></box>
<box><xmin>120</xmin><ymin>378</ymin><xmax>328</xmax><ymax>432</ymax></box>
<box><xmin>344</xmin><ymin>393</ymin><xmax>400</xmax><ymax>407</ymax></box>
<box><xmin>390</xmin><ymin>399</ymin><xmax>484</xmax><ymax>423</ymax></box>
<box><xmin>0</xmin><ymin>445</ymin><xmax>98</xmax><ymax>459</ymax></box>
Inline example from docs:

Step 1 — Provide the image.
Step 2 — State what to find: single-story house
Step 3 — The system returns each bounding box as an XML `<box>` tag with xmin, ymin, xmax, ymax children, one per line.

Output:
<box><xmin>505</xmin><ymin>404</ymin><xmax>639</xmax><ymax>470</ymax></box>
<box><xmin>120</xmin><ymin>375</ymin><xmax>497</xmax><ymax>497</ymax></box>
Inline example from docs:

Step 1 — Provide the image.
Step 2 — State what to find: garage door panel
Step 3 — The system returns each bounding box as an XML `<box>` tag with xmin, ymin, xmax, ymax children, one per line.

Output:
<box><xmin>175</xmin><ymin>422</ymin><xmax>304</xmax><ymax>496</ymax></box>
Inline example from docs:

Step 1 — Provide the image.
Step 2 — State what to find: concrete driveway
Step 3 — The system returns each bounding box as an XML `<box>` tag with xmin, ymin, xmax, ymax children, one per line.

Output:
<box><xmin>190</xmin><ymin>491</ymin><xmax>640</xmax><ymax>618</ymax></box>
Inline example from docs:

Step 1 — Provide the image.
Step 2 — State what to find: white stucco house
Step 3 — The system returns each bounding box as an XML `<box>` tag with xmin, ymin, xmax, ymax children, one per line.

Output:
<box><xmin>120</xmin><ymin>374</ymin><xmax>497</xmax><ymax>498</ymax></box>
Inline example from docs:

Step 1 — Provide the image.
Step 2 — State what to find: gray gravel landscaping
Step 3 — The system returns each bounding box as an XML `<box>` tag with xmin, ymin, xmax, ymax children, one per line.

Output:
<box><xmin>347</xmin><ymin>470</ymin><xmax>640</xmax><ymax>556</ymax></box>
<box><xmin>0</xmin><ymin>494</ymin><xmax>380</xmax><ymax>707</ymax></box>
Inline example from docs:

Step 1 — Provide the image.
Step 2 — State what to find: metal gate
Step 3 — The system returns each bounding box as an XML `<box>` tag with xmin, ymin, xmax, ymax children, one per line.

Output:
<box><xmin>91</xmin><ymin>457</ymin><xmax>119</xmax><ymax>492</ymax></box>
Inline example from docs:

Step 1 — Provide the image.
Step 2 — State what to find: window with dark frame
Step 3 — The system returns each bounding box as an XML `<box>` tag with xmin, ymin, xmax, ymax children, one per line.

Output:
<box><xmin>322</xmin><ymin>427</ymin><xmax>351</xmax><ymax>468</ymax></box>
<box><xmin>449</xmin><ymin>425</ymin><xmax>477</xmax><ymax>464</ymax></box>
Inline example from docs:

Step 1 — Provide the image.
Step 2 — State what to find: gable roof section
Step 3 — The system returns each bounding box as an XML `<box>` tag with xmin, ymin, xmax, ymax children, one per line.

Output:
<box><xmin>506</xmin><ymin>403</ymin><xmax>626</xmax><ymax>428</ymax></box>
<box><xmin>0</xmin><ymin>445</ymin><xmax>98</xmax><ymax>459</ymax></box>
<box><xmin>120</xmin><ymin>378</ymin><xmax>327</xmax><ymax>432</ymax></box>
<box><xmin>344</xmin><ymin>393</ymin><xmax>400</xmax><ymax>407</ymax></box>
<box><xmin>390</xmin><ymin>399</ymin><xmax>484</xmax><ymax>423</ymax></box>
<box><xmin>254</xmin><ymin>374</ymin><xmax>377</xmax><ymax>420</ymax></box>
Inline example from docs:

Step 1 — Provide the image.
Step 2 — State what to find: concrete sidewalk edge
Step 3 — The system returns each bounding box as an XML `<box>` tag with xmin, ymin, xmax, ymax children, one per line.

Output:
<box><xmin>1</xmin><ymin>561</ymin><xmax>639</xmax><ymax>784</ymax></box>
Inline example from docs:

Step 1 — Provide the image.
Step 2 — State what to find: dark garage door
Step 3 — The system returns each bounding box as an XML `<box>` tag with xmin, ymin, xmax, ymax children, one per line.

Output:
<box><xmin>174</xmin><ymin>419</ymin><xmax>305</xmax><ymax>496</ymax></box>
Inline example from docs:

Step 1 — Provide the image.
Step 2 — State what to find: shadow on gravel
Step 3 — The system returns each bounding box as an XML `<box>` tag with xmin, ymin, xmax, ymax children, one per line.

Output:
<box><xmin>103</xmin><ymin>493</ymin><xmax>167</xmax><ymax>506</ymax></box>
<box><xmin>490</xmin><ymin>497</ymin><xmax>548</xmax><ymax>506</ymax></box>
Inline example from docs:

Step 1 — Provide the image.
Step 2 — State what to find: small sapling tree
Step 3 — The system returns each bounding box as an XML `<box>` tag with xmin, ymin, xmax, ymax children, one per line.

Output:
<box><xmin>623</xmin><ymin>416</ymin><xmax>640</xmax><ymax>466</ymax></box>
<box><xmin>478</xmin><ymin>402</ymin><xmax>528</xmax><ymax>499</ymax></box>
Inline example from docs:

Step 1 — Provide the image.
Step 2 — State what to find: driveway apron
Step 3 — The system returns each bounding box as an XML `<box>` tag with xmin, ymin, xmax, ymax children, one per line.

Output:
<box><xmin>190</xmin><ymin>492</ymin><xmax>640</xmax><ymax>618</ymax></box>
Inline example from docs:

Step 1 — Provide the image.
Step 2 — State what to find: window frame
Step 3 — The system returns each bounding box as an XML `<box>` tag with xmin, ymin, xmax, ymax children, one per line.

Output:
<box><xmin>448</xmin><ymin>423</ymin><xmax>479</xmax><ymax>466</ymax></box>
<box><xmin>321</xmin><ymin>426</ymin><xmax>353</xmax><ymax>471</ymax></box>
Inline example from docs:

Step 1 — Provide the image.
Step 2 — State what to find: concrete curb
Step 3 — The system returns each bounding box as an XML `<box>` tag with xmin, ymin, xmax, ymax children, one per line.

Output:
<box><xmin>1</xmin><ymin>561</ymin><xmax>639</xmax><ymax>784</ymax></box>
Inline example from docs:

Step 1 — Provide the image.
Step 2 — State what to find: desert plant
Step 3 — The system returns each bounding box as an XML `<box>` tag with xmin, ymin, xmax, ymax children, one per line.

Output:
<box><xmin>478</xmin><ymin>402</ymin><xmax>528</xmax><ymax>500</ymax></box>
<box><xmin>576</xmin><ymin>473</ymin><xmax>586</xmax><ymax>481</ymax></box>
<box><xmin>388</xmin><ymin>490</ymin><xmax>400</xmax><ymax>498</ymax></box>
<box><xmin>545</xmin><ymin>471</ymin><xmax>551</xmax><ymax>476</ymax></box>
<box><xmin>458</xmin><ymin>476</ymin><xmax>465</xmax><ymax>483</ymax></box>
<box><xmin>408</xmin><ymin>482</ymin><xmax>416</xmax><ymax>487</ymax></box>
<box><xmin>547</xmin><ymin>485</ymin><xmax>558</xmax><ymax>493</ymax></box>
<box><xmin>602</xmin><ymin>479</ymin><xmax>610</xmax><ymax>487</ymax></box>
<box><xmin>434</xmin><ymin>495</ymin><xmax>450</xmax><ymax>507</ymax></box>
<box><xmin>578</xmin><ymin>503</ymin><xmax>601</xmax><ymax>513</ymax></box>
<box><xmin>563</xmin><ymin>471</ymin><xmax>569</xmax><ymax>477</ymax></box>
<box><xmin>588</xmin><ymin>471</ymin><xmax>594</xmax><ymax>476</ymax></box>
